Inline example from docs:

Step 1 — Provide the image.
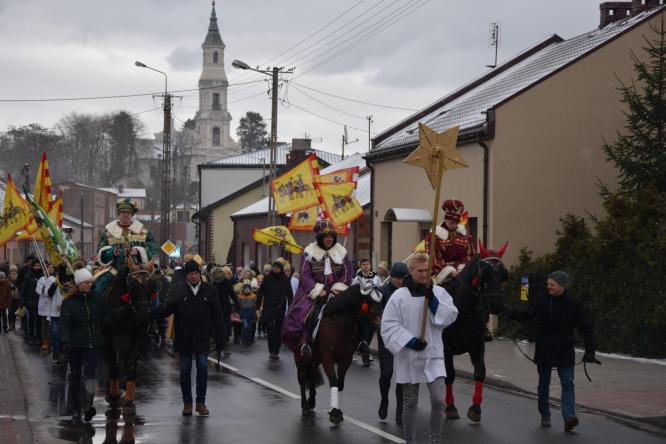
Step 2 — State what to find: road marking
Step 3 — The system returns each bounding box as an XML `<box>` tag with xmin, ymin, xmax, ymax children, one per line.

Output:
<box><xmin>250</xmin><ymin>377</ymin><xmax>301</xmax><ymax>400</ymax></box>
<box><xmin>206</xmin><ymin>356</ymin><xmax>239</xmax><ymax>372</ymax></box>
<box><xmin>343</xmin><ymin>415</ymin><xmax>406</xmax><ymax>444</ymax></box>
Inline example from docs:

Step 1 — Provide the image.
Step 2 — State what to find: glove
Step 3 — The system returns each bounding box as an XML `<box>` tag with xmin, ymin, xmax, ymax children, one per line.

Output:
<box><xmin>405</xmin><ymin>337</ymin><xmax>427</xmax><ymax>351</ymax></box>
<box><xmin>583</xmin><ymin>350</ymin><xmax>601</xmax><ymax>364</ymax></box>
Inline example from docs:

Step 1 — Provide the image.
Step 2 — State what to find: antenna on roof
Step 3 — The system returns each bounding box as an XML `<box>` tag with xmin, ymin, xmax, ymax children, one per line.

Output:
<box><xmin>486</xmin><ymin>22</ymin><xmax>500</xmax><ymax>68</ymax></box>
<box><xmin>342</xmin><ymin>125</ymin><xmax>358</xmax><ymax>160</ymax></box>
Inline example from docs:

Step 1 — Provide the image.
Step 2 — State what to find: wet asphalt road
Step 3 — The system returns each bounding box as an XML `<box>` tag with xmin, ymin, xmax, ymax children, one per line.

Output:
<box><xmin>10</xmin><ymin>333</ymin><xmax>665</xmax><ymax>444</ymax></box>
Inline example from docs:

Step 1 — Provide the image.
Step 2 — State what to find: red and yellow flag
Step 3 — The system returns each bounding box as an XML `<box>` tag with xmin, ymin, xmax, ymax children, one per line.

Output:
<box><xmin>34</xmin><ymin>152</ymin><xmax>54</xmax><ymax>212</ymax></box>
<box><xmin>252</xmin><ymin>226</ymin><xmax>304</xmax><ymax>254</ymax></box>
<box><xmin>288</xmin><ymin>206</ymin><xmax>318</xmax><ymax>232</ymax></box>
<box><xmin>0</xmin><ymin>175</ymin><xmax>34</xmax><ymax>247</ymax></box>
<box><xmin>272</xmin><ymin>154</ymin><xmax>320</xmax><ymax>214</ymax></box>
<box><xmin>317</xmin><ymin>166</ymin><xmax>359</xmax><ymax>186</ymax></box>
<box><xmin>317</xmin><ymin>182</ymin><xmax>364</xmax><ymax>227</ymax></box>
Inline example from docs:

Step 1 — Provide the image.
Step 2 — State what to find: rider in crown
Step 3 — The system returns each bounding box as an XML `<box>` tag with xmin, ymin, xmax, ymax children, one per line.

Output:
<box><xmin>93</xmin><ymin>198</ymin><xmax>156</xmax><ymax>297</ymax></box>
<box><xmin>282</xmin><ymin>219</ymin><xmax>353</xmax><ymax>358</ymax></box>
<box><xmin>425</xmin><ymin>198</ymin><xmax>475</xmax><ymax>285</ymax></box>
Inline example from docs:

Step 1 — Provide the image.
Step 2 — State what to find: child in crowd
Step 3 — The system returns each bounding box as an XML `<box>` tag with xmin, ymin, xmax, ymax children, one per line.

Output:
<box><xmin>238</xmin><ymin>283</ymin><xmax>257</xmax><ymax>346</ymax></box>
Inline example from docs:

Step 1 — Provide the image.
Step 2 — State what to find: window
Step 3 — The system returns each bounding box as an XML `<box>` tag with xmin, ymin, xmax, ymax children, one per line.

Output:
<box><xmin>212</xmin><ymin>93</ymin><xmax>220</xmax><ymax>110</ymax></box>
<box><xmin>212</xmin><ymin>127</ymin><xmax>220</xmax><ymax>146</ymax></box>
<box><xmin>213</xmin><ymin>51</ymin><xmax>218</xmax><ymax>63</ymax></box>
<box><xmin>609</xmin><ymin>9</ymin><xmax>614</xmax><ymax>16</ymax></box>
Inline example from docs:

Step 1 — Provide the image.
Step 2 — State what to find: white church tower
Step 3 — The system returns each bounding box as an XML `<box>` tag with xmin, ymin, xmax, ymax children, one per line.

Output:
<box><xmin>192</xmin><ymin>1</ymin><xmax>240</xmax><ymax>167</ymax></box>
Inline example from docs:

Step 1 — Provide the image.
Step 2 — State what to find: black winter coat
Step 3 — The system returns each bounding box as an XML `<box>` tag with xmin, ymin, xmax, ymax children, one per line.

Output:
<box><xmin>256</xmin><ymin>271</ymin><xmax>293</xmax><ymax>321</ymax></box>
<box><xmin>20</xmin><ymin>270</ymin><xmax>41</xmax><ymax>309</ymax></box>
<box><xmin>60</xmin><ymin>291</ymin><xmax>108</xmax><ymax>349</ymax></box>
<box><xmin>212</xmin><ymin>279</ymin><xmax>239</xmax><ymax>316</ymax></box>
<box><xmin>164</xmin><ymin>281</ymin><xmax>225</xmax><ymax>354</ymax></box>
<box><xmin>506</xmin><ymin>290</ymin><xmax>595</xmax><ymax>367</ymax></box>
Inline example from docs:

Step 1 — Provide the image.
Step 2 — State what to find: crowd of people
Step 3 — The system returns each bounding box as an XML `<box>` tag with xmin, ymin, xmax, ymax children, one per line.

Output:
<box><xmin>0</xmin><ymin>196</ymin><xmax>598</xmax><ymax>443</ymax></box>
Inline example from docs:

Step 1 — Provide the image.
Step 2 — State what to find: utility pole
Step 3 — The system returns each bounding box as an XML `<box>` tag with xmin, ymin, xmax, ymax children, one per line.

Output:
<box><xmin>80</xmin><ymin>193</ymin><xmax>84</xmax><ymax>256</ymax></box>
<box><xmin>342</xmin><ymin>126</ymin><xmax>358</xmax><ymax>160</ymax></box>
<box><xmin>268</xmin><ymin>67</ymin><xmax>278</xmax><ymax>229</ymax></box>
<box><xmin>367</xmin><ymin>116</ymin><xmax>373</xmax><ymax>151</ymax></box>
<box><xmin>160</xmin><ymin>92</ymin><xmax>172</xmax><ymax>265</ymax></box>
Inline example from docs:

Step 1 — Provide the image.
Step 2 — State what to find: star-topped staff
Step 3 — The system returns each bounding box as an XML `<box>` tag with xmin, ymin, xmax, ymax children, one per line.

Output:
<box><xmin>404</xmin><ymin>123</ymin><xmax>468</xmax><ymax>339</ymax></box>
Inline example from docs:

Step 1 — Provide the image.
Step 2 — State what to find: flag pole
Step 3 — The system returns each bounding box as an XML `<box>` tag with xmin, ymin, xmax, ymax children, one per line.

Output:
<box><xmin>30</xmin><ymin>233</ymin><xmax>50</xmax><ymax>278</ymax></box>
<box><xmin>420</xmin><ymin>154</ymin><xmax>444</xmax><ymax>340</ymax></box>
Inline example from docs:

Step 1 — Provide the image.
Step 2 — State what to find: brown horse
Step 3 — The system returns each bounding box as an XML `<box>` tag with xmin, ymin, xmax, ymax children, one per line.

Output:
<box><xmin>295</xmin><ymin>283</ymin><xmax>382</xmax><ymax>424</ymax></box>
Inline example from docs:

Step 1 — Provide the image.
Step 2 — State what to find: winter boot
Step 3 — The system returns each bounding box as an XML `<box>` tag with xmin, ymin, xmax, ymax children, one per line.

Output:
<box><xmin>182</xmin><ymin>404</ymin><xmax>193</xmax><ymax>416</ymax></box>
<box><xmin>122</xmin><ymin>381</ymin><xmax>136</xmax><ymax>417</ymax></box>
<box><xmin>83</xmin><ymin>378</ymin><xmax>97</xmax><ymax>422</ymax></box>
<box><xmin>108</xmin><ymin>379</ymin><xmax>121</xmax><ymax>410</ymax></box>
<box><xmin>196</xmin><ymin>403</ymin><xmax>210</xmax><ymax>416</ymax></box>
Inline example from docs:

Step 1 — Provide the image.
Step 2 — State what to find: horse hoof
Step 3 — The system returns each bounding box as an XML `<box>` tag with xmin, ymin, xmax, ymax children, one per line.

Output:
<box><xmin>107</xmin><ymin>395</ymin><xmax>121</xmax><ymax>410</ymax></box>
<box><xmin>445</xmin><ymin>404</ymin><xmax>460</xmax><ymax>420</ymax></box>
<box><xmin>122</xmin><ymin>402</ymin><xmax>136</xmax><ymax>418</ymax></box>
<box><xmin>467</xmin><ymin>404</ymin><xmax>481</xmax><ymax>423</ymax></box>
<box><xmin>329</xmin><ymin>408</ymin><xmax>344</xmax><ymax>424</ymax></box>
<box><xmin>302</xmin><ymin>408</ymin><xmax>313</xmax><ymax>417</ymax></box>
<box><xmin>307</xmin><ymin>397</ymin><xmax>316</xmax><ymax>410</ymax></box>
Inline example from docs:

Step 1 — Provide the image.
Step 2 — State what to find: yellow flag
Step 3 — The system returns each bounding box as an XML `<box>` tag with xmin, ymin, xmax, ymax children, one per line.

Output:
<box><xmin>317</xmin><ymin>166</ymin><xmax>359</xmax><ymax>186</ymax></box>
<box><xmin>34</xmin><ymin>152</ymin><xmax>54</xmax><ymax>212</ymax></box>
<box><xmin>252</xmin><ymin>226</ymin><xmax>304</xmax><ymax>254</ymax></box>
<box><xmin>288</xmin><ymin>206</ymin><xmax>319</xmax><ymax>232</ymax></box>
<box><xmin>317</xmin><ymin>182</ymin><xmax>364</xmax><ymax>227</ymax></box>
<box><xmin>272</xmin><ymin>154</ymin><xmax>320</xmax><ymax>214</ymax></box>
<box><xmin>0</xmin><ymin>175</ymin><xmax>33</xmax><ymax>247</ymax></box>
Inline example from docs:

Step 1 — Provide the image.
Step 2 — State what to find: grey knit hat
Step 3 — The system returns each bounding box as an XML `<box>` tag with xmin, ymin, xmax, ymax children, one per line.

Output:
<box><xmin>390</xmin><ymin>262</ymin><xmax>409</xmax><ymax>278</ymax></box>
<box><xmin>548</xmin><ymin>271</ymin><xmax>570</xmax><ymax>288</ymax></box>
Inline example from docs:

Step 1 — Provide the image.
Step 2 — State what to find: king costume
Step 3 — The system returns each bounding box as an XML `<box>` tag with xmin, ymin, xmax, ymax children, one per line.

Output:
<box><xmin>281</xmin><ymin>220</ymin><xmax>353</xmax><ymax>355</ymax></box>
<box><xmin>93</xmin><ymin>198</ymin><xmax>156</xmax><ymax>297</ymax></box>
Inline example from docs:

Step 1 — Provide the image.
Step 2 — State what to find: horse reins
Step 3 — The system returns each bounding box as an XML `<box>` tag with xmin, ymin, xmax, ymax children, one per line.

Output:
<box><xmin>508</xmin><ymin>338</ymin><xmax>596</xmax><ymax>382</ymax></box>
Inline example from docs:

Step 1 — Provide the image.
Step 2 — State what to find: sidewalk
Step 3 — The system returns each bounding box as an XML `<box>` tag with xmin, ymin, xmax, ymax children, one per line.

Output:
<box><xmin>0</xmin><ymin>334</ymin><xmax>33</xmax><ymax>444</ymax></box>
<box><xmin>450</xmin><ymin>338</ymin><xmax>666</xmax><ymax>432</ymax></box>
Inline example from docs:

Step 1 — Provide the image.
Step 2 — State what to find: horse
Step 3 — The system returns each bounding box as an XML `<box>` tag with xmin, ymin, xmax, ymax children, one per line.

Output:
<box><xmin>102</xmin><ymin>257</ymin><xmax>156</xmax><ymax>417</ymax></box>
<box><xmin>440</xmin><ymin>241</ymin><xmax>508</xmax><ymax>423</ymax></box>
<box><xmin>294</xmin><ymin>283</ymin><xmax>382</xmax><ymax>424</ymax></box>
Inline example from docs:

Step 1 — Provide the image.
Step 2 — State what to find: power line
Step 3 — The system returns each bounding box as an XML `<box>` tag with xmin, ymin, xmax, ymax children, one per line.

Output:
<box><xmin>290</xmin><ymin>84</ymin><xmax>367</xmax><ymax>120</ymax></box>
<box><xmin>0</xmin><ymin>80</ymin><xmax>265</xmax><ymax>103</ymax></box>
<box><xmin>281</xmin><ymin>99</ymin><xmax>376</xmax><ymax>135</ymax></box>
<box><xmin>290</xmin><ymin>81</ymin><xmax>418</xmax><ymax>111</ymax></box>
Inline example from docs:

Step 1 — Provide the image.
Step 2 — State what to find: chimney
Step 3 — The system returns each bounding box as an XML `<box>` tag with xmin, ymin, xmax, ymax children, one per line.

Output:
<box><xmin>631</xmin><ymin>0</ymin><xmax>663</xmax><ymax>15</ymax></box>
<box><xmin>599</xmin><ymin>2</ymin><xmax>632</xmax><ymax>28</ymax></box>
<box><xmin>286</xmin><ymin>138</ymin><xmax>311</xmax><ymax>165</ymax></box>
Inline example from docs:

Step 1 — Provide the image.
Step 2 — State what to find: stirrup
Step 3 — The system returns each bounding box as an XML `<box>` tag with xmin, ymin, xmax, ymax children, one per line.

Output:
<box><xmin>300</xmin><ymin>343</ymin><xmax>312</xmax><ymax>358</ymax></box>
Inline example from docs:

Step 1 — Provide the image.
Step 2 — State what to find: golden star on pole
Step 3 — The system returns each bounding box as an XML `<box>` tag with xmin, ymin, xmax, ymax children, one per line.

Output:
<box><xmin>403</xmin><ymin>123</ymin><xmax>467</xmax><ymax>189</ymax></box>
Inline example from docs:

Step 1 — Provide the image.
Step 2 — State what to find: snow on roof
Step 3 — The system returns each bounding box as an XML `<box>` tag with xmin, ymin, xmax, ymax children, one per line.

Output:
<box><xmin>99</xmin><ymin>187</ymin><xmax>146</xmax><ymax>198</ymax></box>
<box><xmin>319</xmin><ymin>152</ymin><xmax>367</xmax><ymax>174</ymax></box>
<box><xmin>384</xmin><ymin>208</ymin><xmax>432</xmax><ymax>223</ymax></box>
<box><xmin>206</xmin><ymin>144</ymin><xmax>341</xmax><ymax>167</ymax></box>
<box><xmin>373</xmin><ymin>7</ymin><xmax>665</xmax><ymax>154</ymax></box>
<box><xmin>62</xmin><ymin>213</ymin><xmax>93</xmax><ymax>228</ymax></box>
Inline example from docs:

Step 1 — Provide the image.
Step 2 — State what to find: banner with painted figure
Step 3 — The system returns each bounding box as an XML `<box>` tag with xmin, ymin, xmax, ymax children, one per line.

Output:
<box><xmin>317</xmin><ymin>166</ymin><xmax>359</xmax><ymax>186</ymax></box>
<box><xmin>252</xmin><ymin>226</ymin><xmax>304</xmax><ymax>254</ymax></box>
<box><xmin>271</xmin><ymin>154</ymin><xmax>321</xmax><ymax>214</ymax></box>
<box><xmin>288</xmin><ymin>205</ymin><xmax>350</xmax><ymax>235</ymax></box>
<box><xmin>317</xmin><ymin>182</ymin><xmax>364</xmax><ymax>227</ymax></box>
<box><xmin>0</xmin><ymin>175</ymin><xmax>34</xmax><ymax>247</ymax></box>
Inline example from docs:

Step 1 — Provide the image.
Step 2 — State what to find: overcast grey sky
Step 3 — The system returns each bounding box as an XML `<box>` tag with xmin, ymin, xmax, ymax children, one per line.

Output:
<box><xmin>0</xmin><ymin>0</ymin><xmax>601</xmax><ymax>156</ymax></box>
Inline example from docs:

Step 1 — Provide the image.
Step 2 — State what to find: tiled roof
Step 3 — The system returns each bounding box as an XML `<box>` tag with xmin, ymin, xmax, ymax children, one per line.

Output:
<box><xmin>372</xmin><ymin>7</ymin><xmax>664</xmax><ymax>155</ymax></box>
<box><xmin>205</xmin><ymin>144</ymin><xmax>341</xmax><ymax>167</ymax></box>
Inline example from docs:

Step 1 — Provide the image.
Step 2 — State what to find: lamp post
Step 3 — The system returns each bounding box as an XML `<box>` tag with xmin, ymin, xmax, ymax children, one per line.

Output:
<box><xmin>135</xmin><ymin>61</ymin><xmax>171</xmax><ymax>265</ymax></box>
<box><xmin>231</xmin><ymin>60</ymin><xmax>293</xmax><ymax>231</ymax></box>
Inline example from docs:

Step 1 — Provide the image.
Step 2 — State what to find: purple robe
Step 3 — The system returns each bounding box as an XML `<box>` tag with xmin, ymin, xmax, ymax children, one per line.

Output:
<box><xmin>281</xmin><ymin>242</ymin><xmax>353</xmax><ymax>352</ymax></box>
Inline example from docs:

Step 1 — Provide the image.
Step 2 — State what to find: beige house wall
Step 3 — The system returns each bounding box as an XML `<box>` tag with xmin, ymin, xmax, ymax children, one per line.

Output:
<box><xmin>490</xmin><ymin>16</ymin><xmax>658</xmax><ymax>265</ymax></box>
<box><xmin>371</xmin><ymin>15</ymin><xmax>661</xmax><ymax>267</ymax></box>
<box><xmin>371</xmin><ymin>145</ymin><xmax>483</xmax><ymax>265</ymax></box>
<box><xmin>209</xmin><ymin>186</ymin><xmax>264</xmax><ymax>263</ymax></box>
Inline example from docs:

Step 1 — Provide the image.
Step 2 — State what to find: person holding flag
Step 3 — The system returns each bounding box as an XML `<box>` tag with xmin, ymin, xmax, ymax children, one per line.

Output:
<box><xmin>281</xmin><ymin>219</ymin><xmax>353</xmax><ymax>358</ymax></box>
<box><xmin>93</xmin><ymin>198</ymin><xmax>156</xmax><ymax>297</ymax></box>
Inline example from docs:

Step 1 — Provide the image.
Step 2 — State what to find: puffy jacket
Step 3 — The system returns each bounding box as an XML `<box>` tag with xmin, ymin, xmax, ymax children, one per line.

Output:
<box><xmin>256</xmin><ymin>271</ymin><xmax>293</xmax><ymax>320</ymax></box>
<box><xmin>164</xmin><ymin>281</ymin><xmax>225</xmax><ymax>354</ymax></box>
<box><xmin>60</xmin><ymin>291</ymin><xmax>108</xmax><ymax>349</ymax></box>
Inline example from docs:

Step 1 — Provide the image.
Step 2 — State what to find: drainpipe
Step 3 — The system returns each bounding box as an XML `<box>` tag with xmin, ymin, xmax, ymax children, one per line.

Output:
<box><xmin>366</xmin><ymin>160</ymin><xmax>376</xmax><ymax>266</ymax></box>
<box><xmin>478</xmin><ymin>139</ymin><xmax>490</xmax><ymax>246</ymax></box>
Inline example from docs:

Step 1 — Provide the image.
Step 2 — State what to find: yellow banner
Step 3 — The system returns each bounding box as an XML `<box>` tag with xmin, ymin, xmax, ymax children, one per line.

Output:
<box><xmin>317</xmin><ymin>166</ymin><xmax>359</xmax><ymax>186</ymax></box>
<box><xmin>317</xmin><ymin>182</ymin><xmax>364</xmax><ymax>227</ymax></box>
<box><xmin>288</xmin><ymin>206</ymin><xmax>318</xmax><ymax>232</ymax></box>
<box><xmin>34</xmin><ymin>152</ymin><xmax>54</xmax><ymax>212</ymax></box>
<box><xmin>15</xmin><ymin>193</ymin><xmax>61</xmax><ymax>241</ymax></box>
<box><xmin>252</xmin><ymin>226</ymin><xmax>304</xmax><ymax>254</ymax></box>
<box><xmin>272</xmin><ymin>154</ymin><xmax>320</xmax><ymax>214</ymax></box>
<box><xmin>0</xmin><ymin>175</ymin><xmax>33</xmax><ymax>247</ymax></box>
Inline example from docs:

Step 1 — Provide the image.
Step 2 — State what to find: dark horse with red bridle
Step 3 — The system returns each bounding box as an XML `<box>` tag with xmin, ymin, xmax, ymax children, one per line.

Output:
<box><xmin>441</xmin><ymin>241</ymin><xmax>508</xmax><ymax>422</ymax></box>
<box><xmin>102</xmin><ymin>257</ymin><xmax>156</xmax><ymax>418</ymax></box>
<box><xmin>293</xmin><ymin>283</ymin><xmax>382</xmax><ymax>424</ymax></box>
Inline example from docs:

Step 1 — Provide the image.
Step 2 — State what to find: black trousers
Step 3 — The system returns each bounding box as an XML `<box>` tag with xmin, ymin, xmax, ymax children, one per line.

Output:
<box><xmin>378</xmin><ymin>335</ymin><xmax>403</xmax><ymax>416</ymax></box>
<box><xmin>68</xmin><ymin>348</ymin><xmax>99</xmax><ymax>412</ymax></box>
<box><xmin>264</xmin><ymin>317</ymin><xmax>284</xmax><ymax>355</ymax></box>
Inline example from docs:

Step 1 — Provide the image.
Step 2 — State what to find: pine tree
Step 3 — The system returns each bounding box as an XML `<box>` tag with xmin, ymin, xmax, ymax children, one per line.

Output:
<box><xmin>604</xmin><ymin>17</ymin><xmax>666</xmax><ymax>193</ymax></box>
<box><xmin>236</xmin><ymin>111</ymin><xmax>268</xmax><ymax>153</ymax></box>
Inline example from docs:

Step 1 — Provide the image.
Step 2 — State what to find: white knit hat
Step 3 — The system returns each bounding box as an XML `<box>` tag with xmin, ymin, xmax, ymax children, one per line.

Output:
<box><xmin>74</xmin><ymin>268</ymin><xmax>93</xmax><ymax>285</ymax></box>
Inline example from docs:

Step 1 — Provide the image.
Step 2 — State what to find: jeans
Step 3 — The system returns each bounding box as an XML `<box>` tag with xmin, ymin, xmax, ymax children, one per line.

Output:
<box><xmin>537</xmin><ymin>364</ymin><xmax>575</xmax><ymax>419</ymax></box>
<box><xmin>0</xmin><ymin>308</ymin><xmax>7</xmax><ymax>332</ymax></box>
<box><xmin>241</xmin><ymin>317</ymin><xmax>255</xmax><ymax>344</ymax></box>
<box><xmin>264</xmin><ymin>317</ymin><xmax>283</xmax><ymax>355</ymax></box>
<box><xmin>378</xmin><ymin>335</ymin><xmax>403</xmax><ymax>417</ymax></box>
<box><xmin>68</xmin><ymin>348</ymin><xmax>99</xmax><ymax>412</ymax></box>
<box><xmin>50</xmin><ymin>317</ymin><xmax>60</xmax><ymax>354</ymax></box>
<box><xmin>179</xmin><ymin>353</ymin><xmax>208</xmax><ymax>405</ymax></box>
<box><xmin>402</xmin><ymin>377</ymin><xmax>445</xmax><ymax>444</ymax></box>
<box><xmin>27</xmin><ymin>308</ymin><xmax>39</xmax><ymax>339</ymax></box>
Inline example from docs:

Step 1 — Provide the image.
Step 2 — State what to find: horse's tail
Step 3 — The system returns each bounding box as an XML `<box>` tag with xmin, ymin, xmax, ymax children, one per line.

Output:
<box><xmin>305</xmin><ymin>360</ymin><xmax>324</xmax><ymax>390</ymax></box>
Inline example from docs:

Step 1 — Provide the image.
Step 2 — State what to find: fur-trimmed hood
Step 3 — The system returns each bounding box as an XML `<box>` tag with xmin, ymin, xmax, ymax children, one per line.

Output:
<box><xmin>435</xmin><ymin>224</ymin><xmax>466</xmax><ymax>241</ymax></box>
<box><xmin>304</xmin><ymin>242</ymin><xmax>347</xmax><ymax>264</ymax></box>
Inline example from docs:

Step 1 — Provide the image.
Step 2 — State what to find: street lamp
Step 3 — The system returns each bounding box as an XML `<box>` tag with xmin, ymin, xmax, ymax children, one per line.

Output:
<box><xmin>232</xmin><ymin>60</ymin><xmax>293</xmax><ymax>231</ymax></box>
<box><xmin>135</xmin><ymin>60</ymin><xmax>172</xmax><ymax>265</ymax></box>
